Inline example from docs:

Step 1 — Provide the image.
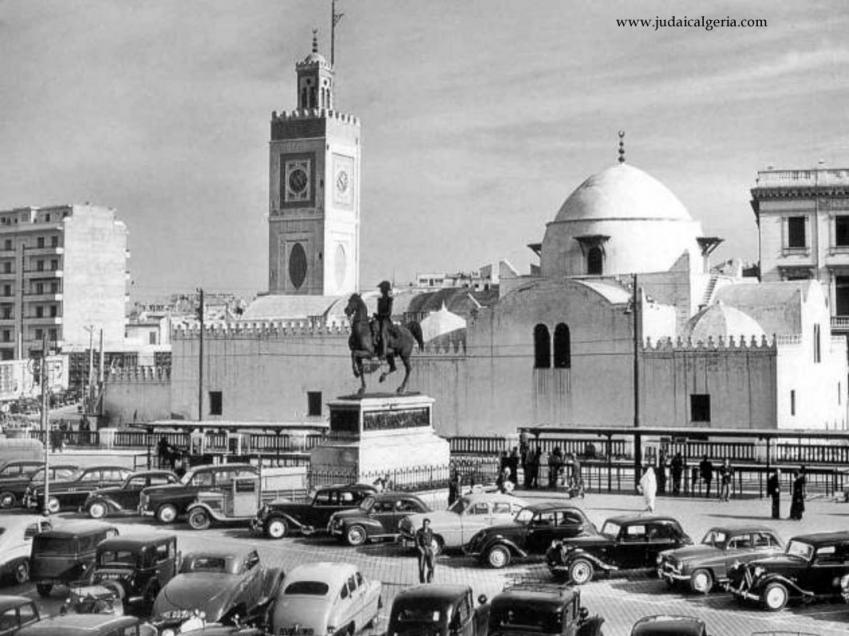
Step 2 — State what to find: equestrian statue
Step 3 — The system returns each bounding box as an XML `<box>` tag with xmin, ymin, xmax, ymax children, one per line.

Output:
<box><xmin>344</xmin><ymin>281</ymin><xmax>424</xmax><ymax>395</ymax></box>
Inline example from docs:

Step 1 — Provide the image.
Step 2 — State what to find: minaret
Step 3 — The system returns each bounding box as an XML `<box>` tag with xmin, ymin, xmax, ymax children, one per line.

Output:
<box><xmin>267</xmin><ymin>31</ymin><xmax>361</xmax><ymax>296</ymax></box>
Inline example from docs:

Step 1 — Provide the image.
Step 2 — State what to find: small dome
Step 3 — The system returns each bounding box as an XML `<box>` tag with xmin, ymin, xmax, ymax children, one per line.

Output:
<box><xmin>685</xmin><ymin>301</ymin><xmax>765</xmax><ymax>343</ymax></box>
<box><xmin>301</xmin><ymin>51</ymin><xmax>327</xmax><ymax>65</ymax></box>
<box><xmin>553</xmin><ymin>163</ymin><xmax>691</xmax><ymax>223</ymax></box>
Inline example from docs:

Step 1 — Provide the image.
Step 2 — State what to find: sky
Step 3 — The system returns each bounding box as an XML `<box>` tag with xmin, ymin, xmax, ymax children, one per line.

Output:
<box><xmin>1</xmin><ymin>0</ymin><xmax>847</xmax><ymax>302</ymax></box>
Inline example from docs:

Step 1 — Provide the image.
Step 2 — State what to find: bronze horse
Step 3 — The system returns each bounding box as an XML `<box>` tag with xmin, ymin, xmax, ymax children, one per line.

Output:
<box><xmin>344</xmin><ymin>293</ymin><xmax>424</xmax><ymax>394</ymax></box>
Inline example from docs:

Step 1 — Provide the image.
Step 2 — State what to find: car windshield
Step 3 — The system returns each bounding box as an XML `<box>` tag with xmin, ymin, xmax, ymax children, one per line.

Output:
<box><xmin>786</xmin><ymin>540</ymin><xmax>814</xmax><ymax>560</ymax></box>
<box><xmin>448</xmin><ymin>499</ymin><xmax>468</xmax><ymax>514</ymax></box>
<box><xmin>395</xmin><ymin>607</ymin><xmax>442</xmax><ymax>623</ymax></box>
<box><xmin>33</xmin><ymin>536</ymin><xmax>76</xmax><ymax>554</ymax></box>
<box><xmin>359</xmin><ymin>496</ymin><xmax>376</xmax><ymax>511</ymax></box>
<box><xmin>600</xmin><ymin>521</ymin><xmax>621</xmax><ymax>538</ymax></box>
<box><xmin>180</xmin><ymin>470</ymin><xmax>197</xmax><ymax>485</ymax></box>
<box><xmin>284</xmin><ymin>581</ymin><xmax>329</xmax><ymax>596</ymax></box>
<box><xmin>701</xmin><ymin>530</ymin><xmax>728</xmax><ymax>548</ymax></box>
<box><xmin>515</xmin><ymin>508</ymin><xmax>535</xmax><ymax>524</ymax></box>
<box><xmin>98</xmin><ymin>550</ymin><xmax>137</xmax><ymax>567</ymax></box>
<box><xmin>182</xmin><ymin>556</ymin><xmax>228</xmax><ymax>573</ymax></box>
<box><xmin>31</xmin><ymin>468</ymin><xmax>77</xmax><ymax>483</ymax></box>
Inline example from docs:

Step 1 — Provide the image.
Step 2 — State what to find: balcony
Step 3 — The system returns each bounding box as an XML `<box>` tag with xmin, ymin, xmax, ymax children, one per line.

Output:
<box><xmin>25</xmin><ymin>316</ymin><xmax>62</xmax><ymax>325</ymax></box>
<box><xmin>0</xmin><ymin>317</ymin><xmax>15</xmax><ymax>326</ymax></box>
<box><xmin>25</xmin><ymin>292</ymin><xmax>63</xmax><ymax>302</ymax></box>
<box><xmin>0</xmin><ymin>271</ymin><xmax>16</xmax><ymax>281</ymax></box>
<box><xmin>23</xmin><ymin>269</ymin><xmax>62</xmax><ymax>279</ymax></box>
<box><xmin>25</xmin><ymin>246</ymin><xmax>64</xmax><ymax>256</ymax></box>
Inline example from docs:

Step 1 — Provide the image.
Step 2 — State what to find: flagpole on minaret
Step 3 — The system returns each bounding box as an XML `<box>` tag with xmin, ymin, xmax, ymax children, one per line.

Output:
<box><xmin>331</xmin><ymin>0</ymin><xmax>344</xmax><ymax>67</ymax></box>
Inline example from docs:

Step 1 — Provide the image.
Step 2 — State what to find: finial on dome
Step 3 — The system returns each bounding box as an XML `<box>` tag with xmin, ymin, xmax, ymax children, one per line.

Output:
<box><xmin>618</xmin><ymin>130</ymin><xmax>626</xmax><ymax>164</ymax></box>
<box><xmin>312</xmin><ymin>29</ymin><xmax>319</xmax><ymax>53</ymax></box>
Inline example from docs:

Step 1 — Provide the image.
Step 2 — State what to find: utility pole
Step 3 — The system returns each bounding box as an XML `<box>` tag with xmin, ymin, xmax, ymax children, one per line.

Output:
<box><xmin>40</xmin><ymin>333</ymin><xmax>50</xmax><ymax>516</ymax></box>
<box><xmin>98</xmin><ymin>329</ymin><xmax>104</xmax><ymax>416</ymax></box>
<box><xmin>197</xmin><ymin>288</ymin><xmax>204</xmax><ymax>421</ymax></box>
<box><xmin>632</xmin><ymin>273</ymin><xmax>642</xmax><ymax>488</ymax></box>
<box><xmin>85</xmin><ymin>325</ymin><xmax>95</xmax><ymax>414</ymax></box>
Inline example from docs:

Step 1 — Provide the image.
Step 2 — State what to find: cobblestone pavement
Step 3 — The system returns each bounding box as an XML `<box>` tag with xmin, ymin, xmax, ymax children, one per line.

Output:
<box><xmin>5</xmin><ymin>489</ymin><xmax>849</xmax><ymax>635</ymax></box>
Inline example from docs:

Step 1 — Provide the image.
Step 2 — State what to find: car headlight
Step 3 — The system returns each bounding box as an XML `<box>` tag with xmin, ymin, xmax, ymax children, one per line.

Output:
<box><xmin>656</xmin><ymin>554</ymin><xmax>664</xmax><ymax>565</ymax></box>
<box><xmin>162</xmin><ymin>629</ymin><xmax>175</xmax><ymax>636</ymax></box>
<box><xmin>840</xmin><ymin>574</ymin><xmax>849</xmax><ymax>590</ymax></box>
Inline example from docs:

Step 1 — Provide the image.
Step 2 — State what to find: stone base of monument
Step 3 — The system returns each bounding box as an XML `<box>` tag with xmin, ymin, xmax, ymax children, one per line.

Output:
<box><xmin>309</xmin><ymin>393</ymin><xmax>450</xmax><ymax>488</ymax></box>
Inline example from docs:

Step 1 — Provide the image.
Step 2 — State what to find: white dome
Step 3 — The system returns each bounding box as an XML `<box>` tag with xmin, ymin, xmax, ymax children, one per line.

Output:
<box><xmin>554</xmin><ymin>163</ymin><xmax>691</xmax><ymax>223</ymax></box>
<box><xmin>685</xmin><ymin>301</ymin><xmax>766</xmax><ymax>343</ymax></box>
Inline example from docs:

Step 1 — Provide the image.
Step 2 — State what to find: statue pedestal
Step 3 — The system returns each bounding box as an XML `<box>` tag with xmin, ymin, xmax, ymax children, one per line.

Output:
<box><xmin>309</xmin><ymin>393</ymin><xmax>450</xmax><ymax>488</ymax></box>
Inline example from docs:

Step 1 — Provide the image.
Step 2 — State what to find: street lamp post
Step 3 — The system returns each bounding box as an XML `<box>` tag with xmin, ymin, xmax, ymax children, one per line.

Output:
<box><xmin>39</xmin><ymin>333</ymin><xmax>50</xmax><ymax>516</ymax></box>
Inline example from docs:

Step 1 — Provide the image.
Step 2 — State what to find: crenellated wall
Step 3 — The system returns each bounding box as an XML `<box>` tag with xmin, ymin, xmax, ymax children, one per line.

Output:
<box><xmin>103</xmin><ymin>367</ymin><xmax>171</xmax><ymax>427</ymax></box>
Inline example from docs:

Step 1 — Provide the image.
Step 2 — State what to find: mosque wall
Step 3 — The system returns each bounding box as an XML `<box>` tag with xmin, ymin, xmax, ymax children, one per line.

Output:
<box><xmin>102</xmin><ymin>368</ymin><xmax>171</xmax><ymax>427</ymax></box>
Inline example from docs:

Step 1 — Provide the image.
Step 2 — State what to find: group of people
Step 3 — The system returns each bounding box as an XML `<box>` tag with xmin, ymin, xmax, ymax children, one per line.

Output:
<box><xmin>767</xmin><ymin>465</ymin><xmax>807</xmax><ymax>520</ymax></box>
<box><xmin>645</xmin><ymin>451</ymin><xmax>736</xmax><ymax>500</ymax></box>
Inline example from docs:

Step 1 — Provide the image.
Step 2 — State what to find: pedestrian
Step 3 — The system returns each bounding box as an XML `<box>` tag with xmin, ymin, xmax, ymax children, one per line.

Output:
<box><xmin>656</xmin><ymin>450</ymin><xmax>667</xmax><ymax>495</ymax></box>
<box><xmin>415</xmin><ymin>518</ymin><xmax>435</xmax><ymax>583</ymax></box>
<box><xmin>718</xmin><ymin>458</ymin><xmax>733</xmax><ymax>502</ymax></box>
<box><xmin>670</xmin><ymin>452</ymin><xmax>684</xmax><ymax>496</ymax></box>
<box><xmin>549</xmin><ymin>447</ymin><xmax>563</xmax><ymax>489</ymax></box>
<box><xmin>496</xmin><ymin>466</ymin><xmax>513</xmax><ymax>493</ymax></box>
<box><xmin>690</xmin><ymin>466</ymin><xmax>699</xmax><ymax>494</ymax></box>
<box><xmin>509</xmin><ymin>447</ymin><xmax>520</xmax><ymax>484</ymax></box>
<box><xmin>699</xmin><ymin>455</ymin><xmax>714</xmax><ymax>498</ymax></box>
<box><xmin>789</xmin><ymin>466</ymin><xmax>806</xmax><ymax>520</ymax></box>
<box><xmin>638</xmin><ymin>464</ymin><xmax>657</xmax><ymax>512</ymax></box>
<box><xmin>448</xmin><ymin>471</ymin><xmax>461</xmax><ymax>507</ymax></box>
<box><xmin>568</xmin><ymin>452</ymin><xmax>584</xmax><ymax>498</ymax></box>
<box><xmin>767</xmin><ymin>467</ymin><xmax>781</xmax><ymax>519</ymax></box>
<box><xmin>528</xmin><ymin>447</ymin><xmax>541</xmax><ymax>489</ymax></box>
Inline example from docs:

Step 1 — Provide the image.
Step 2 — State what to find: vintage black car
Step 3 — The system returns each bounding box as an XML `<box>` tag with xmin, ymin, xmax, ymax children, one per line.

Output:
<box><xmin>463</xmin><ymin>502</ymin><xmax>595</xmax><ymax>568</ymax></box>
<box><xmin>251</xmin><ymin>483</ymin><xmax>376</xmax><ymax>539</ymax></box>
<box><xmin>0</xmin><ymin>595</ymin><xmax>41</xmax><ymax>635</ymax></box>
<box><xmin>82</xmin><ymin>471</ymin><xmax>178</xmax><ymax>519</ymax></box>
<box><xmin>78</xmin><ymin>535</ymin><xmax>179</xmax><ymax>610</ymax></box>
<box><xmin>0</xmin><ymin>461</ymin><xmax>44</xmax><ymax>509</ymax></box>
<box><xmin>29</xmin><ymin>522</ymin><xmax>119</xmax><ymax>598</ymax></box>
<box><xmin>487</xmin><ymin>583</ymin><xmax>604</xmax><ymax>636</ymax></box>
<box><xmin>24</xmin><ymin>466</ymin><xmax>133</xmax><ymax>514</ymax></box>
<box><xmin>387</xmin><ymin>584</ymin><xmax>489</xmax><ymax>636</ymax></box>
<box><xmin>546</xmin><ymin>515</ymin><xmax>692</xmax><ymax>584</ymax></box>
<box><xmin>151</xmin><ymin>546</ymin><xmax>283</xmax><ymax>627</ymax></box>
<box><xmin>630</xmin><ymin>615</ymin><xmax>709</xmax><ymax>636</ymax></box>
<box><xmin>16</xmin><ymin>614</ymin><xmax>156</xmax><ymax>636</ymax></box>
<box><xmin>139</xmin><ymin>464</ymin><xmax>259</xmax><ymax>524</ymax></box>
<box><xmin>726</xmin><ymin>531</ymin><xmax>849</xmax><ymax>610</ymax></box>
<box><xmin>327</xmin><ymin>491</ymin><xmax>430</xmax><ymax>545</ymax></box>
<box><xmin>657</xmin><ymin>525</ymin><xmax>783</xmax><ymax>594</ymax></box>
<box><xmin>0</xmin><ymin>465</ymin><xmax>78</xmax><ymax>511</ymax></box>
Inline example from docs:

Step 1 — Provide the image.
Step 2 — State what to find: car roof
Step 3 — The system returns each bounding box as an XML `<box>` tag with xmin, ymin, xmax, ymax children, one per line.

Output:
<box><xmin>789</xmin><ymin>531</ymin><xmax>849</xmax><ymax>546</ymax></box>
<box><xmin>192</xmin><ymin>463</ymin><xmax>255</xmax><ymax>471</ymax></box>
<box><xmin>523</xmin><ymin>501</ymin><xmax>583</xmax><ymax>513</ymax></box>
<box><xmin>98</xmin><ymin>534</ymin><xmax>175</xmax><ymax>551</ymax></box>
<box><xmin>393</xmin><ymin>584</ymin><xmax>470</xmax><ymax>605</ymax></box>
<box><xmin>705</xmin><ymin>524</ymin><xmax>777</xmax><ymax>535</ymax></box>
<box><xmin>631</xmin><ymin>615</ymin><xmax>705</xmax><ymax>636</ymax></box>
<box><xmin>78</xmin><ymin>465</ymin><xmax>131</xmax><ymax>471</ymax></box>
<box><xmin>128</xmin><ymin>470</ymin><xmax>175</xmax><ymax>477</ymax></box>
<box><xmin>492</xmin><ymin>588</ymin><xmax>574</xmax><ymax>609</ymax></box>
<box><xmin>17</xmin><ymin>614</ymin><xmax>140</xmax><ymax>635</ymax></box>
<box><xmin>38</xmin><ymin>522</ymin><xmax>116</xmax><ymax>538</ymax></box>
<box><xmin>319</xmin><ymin>483</ymin><xmax>376</xmax><ymax>492</ymax></box>
<box><xmin>0</xmin><ymin>515</ymin><xmax>50</xmax><ymax>531</ymax></box>
<box><xmin>459</xmin><ymin>492</ymin><xmax>526</xmax><ymax>504</ymax></box>
<box><xmin>186</xmin><ymin>545</ymin><xmax>255</xmax><ymax>559</ymax></box>
<box><xmin>285</xmin><ymin>561</ymin><xmax>358</xmax><ymax>587</ymax></box>
<box><xmin>0</xmin><ymin>460</ymin><xmax>42</xmax><ymax>467</ymax></box>
<box><xmin>370</xmin><ymin>492</ymin><xmax>422</xmax><ymax>502</ymax></box>
<box><xmin>605</xmin><ymin>514</ymin><xmax>681</xmax><ymax>525</ymax></box>
<box><xmin>0</xmin><ymin>595</ymin><xmax>34</xmax><ymax>612</ymax></box>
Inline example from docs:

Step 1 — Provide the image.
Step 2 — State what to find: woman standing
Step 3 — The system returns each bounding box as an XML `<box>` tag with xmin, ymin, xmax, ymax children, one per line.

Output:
<box><xmin>638</xmin><ymin>464</ymin><xmax>657</xmax><ymax>512</ymax></box>
<box><xmin>789</xmin><ymin>466</ymin><xmax>807</xmax><ymax>520</ymax></box>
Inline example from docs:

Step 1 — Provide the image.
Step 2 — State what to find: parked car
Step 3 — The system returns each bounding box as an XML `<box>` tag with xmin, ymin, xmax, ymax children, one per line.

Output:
<box><xmin>24</xmin><ymin>466</ymin><xmax>133</xmax><ymax>514</ymax></box>
<box><xmin>251</xmin><ymin>483</ymin><xmax>376</xmax><ymax>539</ymax></box>
<box><xmin>726</xmin><ymin>531</ymin><xmax>849</xmax><ymax>610</ymax></box>
<box><xmin>546</xmin><ymin>515</ymin><xmax>693</xmax><ymax>584</ymax></box>
<box><xmin>0</xmin><ymin>461</ymin><xmax>44</xmax><ymax>509</ymax></box>
<box><xmin>186</xmin><ymin>469</ymin><xmax>267</xmax><ymax>531</ymax></box>
<box><xmin>399</xmin><ymin>492</ymin><xmax>528</xmax><ymax>555</ymax></box>
<box><xmin>270</xmin><ymin>562</ymin><xmax>381</xmax><ymax>636</ymax></box>
<box><xmin>152</xmin><ymin>546</ymin><xmax>283</xmax><ymax>626</ymax></box>
<box><xmin>15</xmin><ymin>614</ymin><xmax>156</xmax><ymax>636</ymax></box>
<box><xmin>328</xmin><ymin>492</ymin><xmax>430</xmax><ymax>546</ymax></box>
<box><xmin>29</xmin><ymin>522</ymin><xmax>119</xmax><ymax>598</ymax></box>
<box><xmin>464</xmin><ymin>502</ymin><xmax>595</xmax><ymax>568</ymax></box>
<box><xmin>0</xmin><ymin>595</ymin><xmax>41</xmax><ymax>635</ymax></box>
<box><xmin>0</xmin><ymin>465</ymin><xmax>78</xmax><ymax>511</ymax></box>
<box><xmin>630</xmin><ymin>615</ymin><xmax>709</xmax><ymax>636</ymax></box>
<box><xmin>387</xmin><ymin>584</ymin><xmax>489</xmax><ymax>636</ymax></box>
<box><xmin>82</xmin><ymin>471</ymin><xmax>178</xmax><ymax>519</ymax></box>
<box><xmin>78</xmin><ymin>534</ymin><xmax>179</xmax><ymax>610</ymax></box>
<box><xmin>0</xmin><ymin>516</ymin><xmax>51</xmax><ymax>586</ymax></box>
<box><xmin>487</xmin><ymin>582</ymin><xmax>604</xmax><ymax>636</ymax></box>
<box><xmin>139</xmin><ymin>464</ymin><xmax>260</xmax><ymax>524</ymax></box>
<box><xmin>657</xmin><ymin>525</ymin><xmax>783</xmax><ymax>594</ymax></box>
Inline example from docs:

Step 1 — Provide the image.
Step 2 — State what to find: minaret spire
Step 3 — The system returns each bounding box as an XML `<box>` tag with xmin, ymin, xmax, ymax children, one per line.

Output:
<box><xmin>618</xmin><ymin>130</ymin><xmax>626</xmax><ymax>164</ymax></box>
<box><xmin>311</xmin><ymin>28</ymin><xmax>319</xmax><ymax>54</ymax></box>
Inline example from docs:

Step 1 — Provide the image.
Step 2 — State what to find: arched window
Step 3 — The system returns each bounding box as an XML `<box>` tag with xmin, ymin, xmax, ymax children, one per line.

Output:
<box><xmin>587</xmin><ymin>247</ymin><xmax>603</xmax><ymax>275</ymax></box>
<box><xmin>300</xmin><ymin>87</ymin><xmax>307</xmax><ymax>109</ymax></box>
<box><xmin>533</xmin><ymin>324</ymin><xmax>551</xmax><ymax>369</ymax></box>
<box><xmin>554</xmin><ymin>323</ymin><xmax>571</xmax><ymax>368</ymax></box>
<box><xmin>309</xmin><ymin>86</ymin><xmax>317</xmax><ymax>108</ymax></box>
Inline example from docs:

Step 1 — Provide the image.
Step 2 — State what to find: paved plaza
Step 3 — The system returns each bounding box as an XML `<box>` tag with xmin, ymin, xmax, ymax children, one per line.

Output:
<box><xmin>5</xmin><ymin>488</ymin><xmax>849</xmax><ymax>636</ymax></box>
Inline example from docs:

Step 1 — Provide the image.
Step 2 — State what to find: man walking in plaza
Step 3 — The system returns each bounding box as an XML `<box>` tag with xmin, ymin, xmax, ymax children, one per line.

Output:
<box><xmin>415</xmin><ymin>518</ymin><xmax>435</xmax><ymax>583</ymax></box>
<box><xmin>699</xmin><ymin>455</ymin><xmax>714</xmax><ymax>497</ymax></box>
<box><xmin>767</xmin><ymin>467</ymin><xmax>781</xmax><ymax>519</ymax></box>
<box><xmin>718</xmin><ymin>458</ymin><xmax>733</xmax><ymax>502</ymax></box>
<box><xmin>670</xmin><ymin>452</ymin><xmax>684</xmax><ymax>495</ymax></box>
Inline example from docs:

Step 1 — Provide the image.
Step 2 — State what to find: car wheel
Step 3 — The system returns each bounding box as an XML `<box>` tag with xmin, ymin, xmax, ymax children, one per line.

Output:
<box><xmin>690</xmin><ymin>569</ymin><xmax>713</xmax><ymax>594</ymax></box>
<box><xmin>430</xmin><ymin>535</ymin><xmax>444</xmax><ymax>556</ymax></box>
<box><xmin>156</xmin><ymin>503</ymin><xmax>178</xmax><ymax>524</ymax></box>
<box><xmin>569</xmin><ymin>558</ymin><xmax>594</xmax><ymax>585</ymax></box>
<box><xmin>46</xmin><ymin>497</ymin><xmax>61</xmax><ymax>514</ymax></box>
<box><xmin>265</xmin><ymin>518</ymin><xmax>288</xmax><ymax>539</ymax></box>
<box><xmin>486</xmin><ymin>545</ymin><xmax>511</xmax><ymax>569</ymax></box>
<box><xmin>13</xmin><ymin>560</ymin><xmax>29</xmax><ymax>585</ymax></box>
<box><xmin>762</xmin><ymin>582</ymin><xmax>789</xmax><ymax>611</ymax></box>
<box><xmin>88</xmin><ymin>501</ymin><xmax>107</xmax><ymax>519</ymax></box>
<box><xmin>0</xmin><ymin>491</ymin><xmax>16</xmax><ymax>509</ymax></box>
<box><xmin>345</xmin><ymin>524</ymin><xmax>367</xmax><ymax>546</ymax></box>
<box><xmin>188</xmin><ymin>508</ymin><xmax>212</xmax><ymax>531</ymax></box>
<box><xmin>36</xmin><ymin>583</ymin><xmax>53</xmax><ymax>598</ymax></box>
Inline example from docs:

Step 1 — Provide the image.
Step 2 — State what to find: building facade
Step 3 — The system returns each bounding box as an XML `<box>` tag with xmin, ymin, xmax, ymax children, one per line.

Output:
<box><xmin>0</xmin><ymin>204</ymin><xmax>129</xmax><ymax>359</ymax></box>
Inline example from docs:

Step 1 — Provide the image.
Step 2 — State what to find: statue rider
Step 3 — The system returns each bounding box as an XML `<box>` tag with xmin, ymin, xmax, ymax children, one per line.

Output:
<box><xmin>376</xmin><ymin>280</ymin><xmax>393</xmax><ymax>357</ymax></box>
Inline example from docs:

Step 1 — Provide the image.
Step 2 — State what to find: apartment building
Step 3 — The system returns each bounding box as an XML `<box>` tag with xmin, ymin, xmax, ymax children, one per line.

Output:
<box><xmin>0</xmin><ymin>204</ymin><xmax>129</xmax><ymax>359</ymax></box>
